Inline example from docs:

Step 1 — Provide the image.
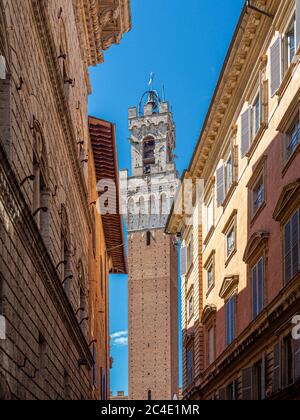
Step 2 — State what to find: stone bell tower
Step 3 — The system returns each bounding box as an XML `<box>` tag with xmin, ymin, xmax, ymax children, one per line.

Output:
<box><xmin>120</xmin><ymin>85</ymin><xmax>179</xmax><ymax>400</ymax></box>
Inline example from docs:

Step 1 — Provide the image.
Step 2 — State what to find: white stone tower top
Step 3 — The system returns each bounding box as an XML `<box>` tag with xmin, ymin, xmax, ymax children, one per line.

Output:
<box><xmin>120</xmin><ymin>86</ymin><xmax>179</xmax><ymax>232</ymax></box>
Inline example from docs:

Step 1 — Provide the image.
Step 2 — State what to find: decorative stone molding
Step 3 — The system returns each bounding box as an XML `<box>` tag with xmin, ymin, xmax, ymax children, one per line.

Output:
<box><xmin>243</xmin><ymin>231</ymin><xmax>269</xmax><ymax>263</ymax></box>
<box><xmin>273</xmin><ymin>179</ymin><xmax>300</xmax><ymax>224</ymax></box>
<box><xmin>76</xmin><ymin>0</ymin><xmax>131</xmax><ymax>66</ymax></box>
<box><xmin>201</xmin><ymin>304</ymin><xmax>217</xmax><ymax>324</ymax></box>
<box><xmin>219</xmin><ymin>275</ymin><xmax>239</xmax><ymax>300</ymax></box>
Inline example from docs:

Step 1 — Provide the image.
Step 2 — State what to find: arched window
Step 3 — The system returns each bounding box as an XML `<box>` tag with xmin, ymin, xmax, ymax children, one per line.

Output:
<box><xmin>0</xmin><ymin>4</ymin><xmax>10</xmax><ymax>157</ymax></box>
<box><xmin>61</xmin><ymin>205</ymin><xmax>72</xmax><ymax>296</ymax></box>
<box><xmin>32</xmin><ymin>122</ymin><xmax>50</xmax><ymax>246</ymax></box>
<box><xmin>143</xmin><ymin>137</ymin><xmax>155</xmax><ymax>174</ymax></box>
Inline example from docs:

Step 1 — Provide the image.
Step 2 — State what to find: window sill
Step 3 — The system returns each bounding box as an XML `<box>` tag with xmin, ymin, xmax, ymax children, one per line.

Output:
<box><xmin>250</xmin><ymin>201</ymin><xmax>266</xmax><ymax>227</ymax></box>
<box><xmin>222</xmin><ymin>182</ymin><xmax>237</xmax><ymax>210</ymax></box>
<box><xmin>282</xmin><ymin>141</ymin><xmax>300</xmax><ymax>177</ymax></box>
<box><xmin>246</xmin><ymin>123</ymin><xmax>267</xmax><ymax>161</ymax></box>
<box><xmin>225</xmin><ymin>248</ymin><xmax>237</xmax><ymax>268</ymax></box>
<box><xmin>203</xmin><ymin>225</ymin><xmax>215</xmax><ymax>246</ymax></box>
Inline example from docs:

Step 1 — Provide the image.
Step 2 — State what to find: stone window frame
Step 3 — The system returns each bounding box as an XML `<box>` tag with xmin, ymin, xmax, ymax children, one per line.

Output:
<box><xmin>273</xmin><ymin>179</ymin><xmax>300</xmax><ymax>287</ymax></box>
<box><xmin>201</xmin><ymin>304</ymin><xmax>217</xmax><ymax>369</ymax></box>
<box><xmin>222</xmin><ymin>210</ymin><xmax>238</xmax><ymax>267</ymax></box>
<box><xmin>282</xmin><ymin>107</ymin><xmax>300</xmax><ymax>172</ymax></box>
<box><xmin>204</xmin><ymin>250</ymin><xmax>216</xmax><ymax>297</ymax></box>
<box><xmin>186</xmin><ymin>285</ymin><xmax>194</xmax><ymax>323</ymax></box>
<box><xmin>247</xmin><ymin>155</ymin><xmax>267</xmax><ymax>225</ymax></box>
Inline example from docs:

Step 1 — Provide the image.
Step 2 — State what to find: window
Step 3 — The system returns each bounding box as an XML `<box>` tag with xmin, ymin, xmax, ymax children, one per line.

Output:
<box><xmin>225</xmin><ymin>152</ymin><xmax>234</xmax><ymax>195</ymax></box>
<box><xmin>207</xmin><ymin>262</ymin><xmax>214</xmax><ymax>290</ymax></box>
<box><xmin>252</xmin><ymin>94</ymin><xmax>261</xmax><ymax>139</ymax></box>
<box><xmin>146</xmin><ymin>231</ymin><xmax>151</xmax><ymax>246</ymax></box>
<box><xmin>226</xmin><ymin>296</ymin><xmax>235</xmax><ymax>346</ymax></box>
<box><xmin>253</xmin><ymin>359</ymin><xmax>263</xmax><ymax>400</ymax></box>
<box><xmin>285</xmin><ymin>115</ymin><xmax>300</xmax><ymax>161</ymax></box>
<box><xmin>143</xmin><ymin>137</ymin><xmax>155</xmax><ymax>174</ymax></box>
<box><xmin>227</xmin><ymin>381</ymin><xmax>238</xmax><ymax>400</ymax></box>
<box><xmin>93</xmin><ymin>342</ymin><xmax>97</xmax><ymax>388</ymax></box>
<box><xmin>187</xmin><ymin>289</ymin><xmax>194</xmax><ymax>321</ymax></box>
<box><xmin>187</xmin><ymin>346</ymin><xmax>194</xmax><ymax>386</ymax></box>
<box><xmin>241</xmin><ymin>91</ymin><xmax>263</xmax><ymax>157</ymax></box>
<box><xmin>283</xmin><ymin>336</ymin><xmax>294</xmax><ymax>387</ymax></box>
<box><xmin>252</xmin><ymin>175</ymin><xmax>265</xmax><ymax>215</ymax></box>
<box><xmin>284</xmin><ymin>16</ymin><xmax>296</xmax><ymax>70</ymax></box>
<box><xmin>208</xmin><ymin>326</ymin><xmax>215</xmax><ymax>365</ymax></box>
<box><xmin>252</xmin><ymin>258</ymin><xmax>265</xmax><ymax>319</ymax></box>
<box><xmin>284</xmin><ymin>208</ymin><xmax>300</xmax><ymax>284</ymax></box>
<box><xmin>148</xmin><ymin>390</ymin><xmax>152</xmax><ymax>401</ymax></box>
<box><xmin>226</xmin><ymin>225</ymin><xmax>236</xmax><ymax>259</ymax></box>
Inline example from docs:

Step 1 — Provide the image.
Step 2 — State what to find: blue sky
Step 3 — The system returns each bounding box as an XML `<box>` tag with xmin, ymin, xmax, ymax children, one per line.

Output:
<box><xmin>89</xmin><ymin>0</ymin><xmax>244</xmax><ymax>396</ymax></box>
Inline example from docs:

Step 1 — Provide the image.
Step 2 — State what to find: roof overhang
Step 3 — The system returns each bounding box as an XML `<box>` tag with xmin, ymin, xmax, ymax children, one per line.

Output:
<box><xmin>89</xmin><ymin>116</ymin><xmax>128</xmax><ymax>275</ymax></box>
<box><xmin>77</xmin><ymin>0</ymin><xmax>132</xmax><ymax>66</ymax></box>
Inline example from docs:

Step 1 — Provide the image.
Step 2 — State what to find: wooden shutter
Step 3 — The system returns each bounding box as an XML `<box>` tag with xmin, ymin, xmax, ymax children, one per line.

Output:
<box><xmin>273</xmin><ymin>342</ymin><xmax>282</xmax><ymax>393</ymax></box>
<box><xmin>216</xmin><ymin>165</ymin><xmax>225</xmax><ymax>207</ymax></box>
<box><xmin>270</xmin><ymin>36</ymin><xmax>282</xmax><ymax>97</ymax></box>
<box><xmin>295</xmin><ymin>338</ymin><xmax>300</xmax><ymax>380</ymax></box>
<box><xmin>218</xmin><ymin>388</ymin><xmax>227</xmax><ymax>400</ymax></box>
<box><xmin>284</xmin><ymin>220</ymin><xmax>292</xmax><ymax>284</ymax></box>
<box><xmin>180</xmin><ymin>246</ymin><xmax>188</xmax><ymax>276</ymax></box>
<box><xmin>241</xmin><ymin>108</ymin><xmax>251</xmax><ymax>157</ymax></box>
<box><xmin>291</xmin><ymin>210</ymin><xmax>299</xmax><ymax>279</ymax></box>
<box><xmin>296</xmin><ymin>0</ymin><xmax>300</xmax><ymax>51</ymax></box>
<box><xmin>261</xmin><ymin>354</ymin><xmax>266</xmax><ymax>400</ymax></box>
<box><xmin>257</xmin><ymin>258</ymin><xmax>264</xmax><ymax>315</ymax></box>
<box><xmin>241</xmin><ymin>367</ymin><xmax>253</xmax><ymax>400</ymax></box>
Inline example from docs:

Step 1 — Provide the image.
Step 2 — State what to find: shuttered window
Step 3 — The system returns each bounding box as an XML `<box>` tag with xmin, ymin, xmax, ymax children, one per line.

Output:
<box><xmin>241</xmin><ymin>367</ymin><xmax>253</xmax><ymax>400</ymax></box>
<box><xmin>270</xmin><ymin>36</ymin><xmax>282</xmax><ymax>96</ymax></box>
<box><xmin>295</xmin><ymin>338</ymin><xmax>300</xmax><ymax>380</ymax></box>
<box><xmin>284</xmin><ymin>208</ymin><xmax>300</xmax><ymax>284</ymax></box>
<box><xmin>180</xmin><ymin>246</ymin><xmax>188</xmax><ymax>276</ymax></box>
<box><xmin>226</xmin><ymin>296</ymin><xmax>235</xmax><ymax>346</ymax></box>
<box><xmin>0</xmin><ymin>55</ymin><xmax>6</xmax><ymax>80</ymax></box>
<box><xmin>208</xmin><ymin>326</ymin><xmax>215</xmax><ymax>365</ymax></box>
<box><xmin>187</xmin><ymin>346</ymin><xmax>194</xmax><ymax>386</ymax></box>
<box><xmin>216</xmin><ymin>165</ymin><xmax>225</xmax><ymax>207</ymax></box>
<box><xmin>252</xmin><ymin>258</ymin><xmax>265</xmax><ymax>319</ymax></box>
<box><xmin>297</xmin><ymin>0</ymin><xmax>300</xmax><ymax>51</ymax></box>
<box><xmin>241</xmin><ymin>108</ymin><xmax>251</xmax><ymax>157</ymax></box>
<box><xmin>273</xmin><ymin>342</ymin><xmax>282</xmax><ymax>393</ymax></box>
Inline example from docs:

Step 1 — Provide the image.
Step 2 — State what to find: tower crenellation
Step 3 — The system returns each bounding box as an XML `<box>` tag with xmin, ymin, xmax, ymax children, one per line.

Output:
<box><xmin>121</xmin><ymin>89</ymin><xmax>179</xmax><ymax>232</ymax></box>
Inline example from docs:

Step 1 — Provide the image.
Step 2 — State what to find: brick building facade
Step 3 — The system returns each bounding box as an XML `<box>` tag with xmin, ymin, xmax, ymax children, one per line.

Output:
<box><xmin>0</xmin><ymin>0</ymin><xmax>130</xmax><ymax>400</ymax></box>
<box><xmin>167</xmin><ymin>0</ymin><xmax>300</xmax><ymax>400</ymax></box>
